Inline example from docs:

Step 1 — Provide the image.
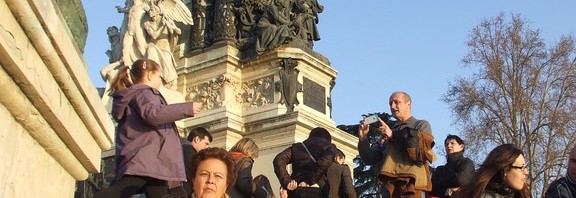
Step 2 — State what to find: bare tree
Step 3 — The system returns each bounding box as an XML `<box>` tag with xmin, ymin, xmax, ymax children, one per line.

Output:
<box><xmin>443</xmin><ymin>13</ymin><xmax>576</xmax><ymax>197</ymax></box>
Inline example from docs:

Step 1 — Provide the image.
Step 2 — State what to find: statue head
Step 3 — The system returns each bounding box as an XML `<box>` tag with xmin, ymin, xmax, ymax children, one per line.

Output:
<box><xmin>148</xmin><ymin>5</ymin><xmax>162</xmax><ymax>19</ymax></box>
<box><xmin>106</xmin><ymin>26</ymin><xmax>119</xmax><ymax>36</ymax></box>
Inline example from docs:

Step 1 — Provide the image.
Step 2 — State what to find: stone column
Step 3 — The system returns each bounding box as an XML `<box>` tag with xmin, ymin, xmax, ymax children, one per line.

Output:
<box><xmin>212</xmin><ymin>0</ymin><xmax>236</xmax><ymax>46</ymax></box>
<box><xmin>0</xmin><ymin>0</ymin><xmax>114</xmax><ymax>197</ymax></box>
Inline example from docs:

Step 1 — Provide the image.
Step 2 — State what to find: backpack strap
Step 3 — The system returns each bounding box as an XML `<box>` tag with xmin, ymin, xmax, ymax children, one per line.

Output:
<box><xmin>300</xmin><ymin>142</ymin><xmax>317</xmax><ymax>163</ymax></box>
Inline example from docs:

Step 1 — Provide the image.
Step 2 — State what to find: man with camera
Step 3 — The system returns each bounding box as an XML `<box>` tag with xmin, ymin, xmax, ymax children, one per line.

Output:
<box><xmin>358</xmin><ymin>91</ymin><xmax>436</xmax><ymax>198</ymax></box>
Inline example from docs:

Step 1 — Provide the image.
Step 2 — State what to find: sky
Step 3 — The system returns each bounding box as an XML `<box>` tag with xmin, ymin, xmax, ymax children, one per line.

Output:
<box><xmin>81</xmin><ymin>0</ymin><xmax>576</xmax><ymax>164</ymax></box>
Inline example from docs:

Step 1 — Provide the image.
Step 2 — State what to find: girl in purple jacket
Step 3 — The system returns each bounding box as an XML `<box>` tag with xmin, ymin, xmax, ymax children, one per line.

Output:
<box><xmin>95</xmin><ymin>59</ymin><xmax>202</xmax><ymax>198</ymax></box>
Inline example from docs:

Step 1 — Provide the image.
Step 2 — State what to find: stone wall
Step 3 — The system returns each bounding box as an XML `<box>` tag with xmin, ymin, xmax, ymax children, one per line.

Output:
<box><xmin>0</xmin><ymin>0</ymin><xmax>114</xmax><ymax>197</ymax></box>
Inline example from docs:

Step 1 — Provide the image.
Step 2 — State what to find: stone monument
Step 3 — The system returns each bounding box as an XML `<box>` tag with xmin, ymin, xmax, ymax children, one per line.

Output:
<box><xmin>0</xmin><ymin>0</ymin><xmax>114</xmax><ymax>197</ymax></box>
<box><xmin>100</xmin><ymin>0</ymin><xmax>357</xmax><ymax>194</ymax></box>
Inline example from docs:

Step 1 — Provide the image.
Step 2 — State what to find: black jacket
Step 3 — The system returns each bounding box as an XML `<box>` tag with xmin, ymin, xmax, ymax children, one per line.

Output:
<box><xmin>273</xmin><ymin>137</ymin><xmax>336</xmax><ymax>188</ymax></box>
<box><xmin>545</xmin><ymin>177</ymin><xmax>576</xmax><ymax>198</ymax></box>
<box><xmin>182</xmin><ymin>142</ymin><xmax>197</xmax><ymax>197</ymax></box>
<box><xmin>228</xmin><ymin>156</ymin><xmax>260</xmax><ymax>198</ymax></box>
<box><xmin>431</xmin><ymin>151</ymin><xmax>475</xmax><ymax>197</ymax></box>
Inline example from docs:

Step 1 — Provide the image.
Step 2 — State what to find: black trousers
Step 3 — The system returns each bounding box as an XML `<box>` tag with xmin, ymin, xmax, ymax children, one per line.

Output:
<box><xmin>94</xmin><ymin>175</ymin><xmax>169</xmax><ymax>198</ymax></box>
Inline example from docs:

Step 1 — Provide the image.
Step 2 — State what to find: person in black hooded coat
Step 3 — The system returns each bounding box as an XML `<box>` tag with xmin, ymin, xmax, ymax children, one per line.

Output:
<box><xmin>431</xmin><ymin>135</ymin><xmax>475</xmax><ymax>197</ymax></box>
<box><xmin>273</xmin><ymin>127</ymin><xmax>336</xmax><ymax>197</ymax></box>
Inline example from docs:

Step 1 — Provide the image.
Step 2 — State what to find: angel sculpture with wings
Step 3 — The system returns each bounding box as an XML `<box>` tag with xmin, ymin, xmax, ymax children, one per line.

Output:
<box><xmin>143</xmin><ymin>0</ymin><xmax>192</xmax><ymax>89</ymax></box>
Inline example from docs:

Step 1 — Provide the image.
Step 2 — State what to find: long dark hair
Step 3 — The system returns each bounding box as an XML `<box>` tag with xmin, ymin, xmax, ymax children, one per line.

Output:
<box><xmin>253</xmin><ymin>175</ymin><xmax>276</xmax><ymax>198</ymax></box>
<box><xmin>109</xmin><ymin>59</ymin><xmax>160</xmax><ymax>94</ymax></box>
<box><xmin>457</xmin><ymin>144</ymin><xmax>531</xmax><ymax>198</ymax></box>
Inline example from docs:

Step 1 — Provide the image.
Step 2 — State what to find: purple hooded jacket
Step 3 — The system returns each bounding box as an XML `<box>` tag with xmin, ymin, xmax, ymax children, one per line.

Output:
<box><xmin>112</xmin><ymin>83</ymin><xmax>195</xmax><ymax>182</ymax></box>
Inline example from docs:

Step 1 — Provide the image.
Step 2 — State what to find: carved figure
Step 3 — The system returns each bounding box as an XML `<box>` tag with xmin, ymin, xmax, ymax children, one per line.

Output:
<box><xmin>213</xmin><ymin>0</ymin><xmax>236</xmax><ymax>42</ymax></box>
<box><xmin>144</xmin><ymin>0</ymin><xmax>192</xmax><ymax>89</ymax></box>
<box><xmin>121</xmin><ymin>0</ymin><xmax>150</xmax><ymax>67</ymax></box>
<box><xmin>233</xmin><ymin>0</ymin><xmax>256</xmax><ymax>42</ymax></box>
<box><xmin>293</xmin><ymin>0</ymin><xmax>322</xmax><ymax>47</ymax></box>
<box><xmin>100</xmin><ymin>26</ymin><xmax>124</xmax><ymax>112</ymax></box>
<box><xmin>254</xmin><ymin>0</ymin><xmax>293</xmax><ymax>54</ymax></box>
<box><xmin>303</xmin><ymin>0</ymin><xmax>323</xmax><ymax>40</ymax></box>
<box><xmin>190</xmin><ymin>0</ymin><xmax>209</xmax><ymax>50</ymax></box>
<box><xmin>278</xmin><ymin>58</ymin><xmax>300</xmax><ymax>112</ymax></box>
<box><xmin>106</xmin><ymin>26</ymin><xmax>123</xmax><ymax>63</ymax></box>
<box><xmin>144</xmin><ymin>5</ymin><xmax>180</xmax><ymax>88</ymax></box>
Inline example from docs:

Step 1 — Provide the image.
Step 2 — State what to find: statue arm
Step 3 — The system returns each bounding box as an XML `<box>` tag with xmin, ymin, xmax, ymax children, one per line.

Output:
<box><xmin>144</xmin><ymin>21</ymin><xmax>165</xmax><ymax>40</ymax></box>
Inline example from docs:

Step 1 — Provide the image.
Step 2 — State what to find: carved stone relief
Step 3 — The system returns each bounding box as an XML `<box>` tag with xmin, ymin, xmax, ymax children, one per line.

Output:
<box><xmin>235</xmin><ymin>75</ymin><xmax>275</xmax><ymax>108</ymax></box>
<box><xmin>185</xmin><ymin>75</ymin><xmax>230</xmax><ymax>110</ymax></box>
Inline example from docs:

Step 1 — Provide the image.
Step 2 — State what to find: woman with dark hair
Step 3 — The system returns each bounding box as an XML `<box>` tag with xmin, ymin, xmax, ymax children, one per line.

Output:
<box><xmin>95</xmin><ymin>59</ymin><xmax>202</xmax><ymax>198</ymax></box>
<box><xmin>189</xmin><ymin>147</ymin><xmax>237</xmax><ymax>198</ymax></box>
<box><xmin>253</xmin><ymin>175</ymin><xmax>276</xmax><ymax>198</ymax></box>
<box><xmin>431</xmin><ymin>134</ymin><xmax>475</xmax><ymax>197</ymax></box>
<box><xmin>455</xmin><ymin>144</ymin><xmax>531</xmax><ymax>198</ymax></box>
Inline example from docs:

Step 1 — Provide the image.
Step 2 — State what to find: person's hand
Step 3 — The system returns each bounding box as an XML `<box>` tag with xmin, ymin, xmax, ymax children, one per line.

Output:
<box><xmin>358</xmin><ymin>120</ymin><xmax>370</xmax><ymax>141</ymax></box>
<box><xmin>192</xmin><ymin>102</ymin><xmax>203</xmax><ymax>115</ymax></box>
<box><xmin>279</xmin><ymin>187</ymin><xmax>288</xmax><ymax>198</ymax></box>
<box><xmin>286</xmin><ymin>180</ymin><xmax>297</xmax><ymax>191</ymax></box>
<box><xmin>377</xmin><ymin>117</ymin><xmax>392</xmax><ymax>138</ymax></box>
<box><xmin>298</xmin><ymin>181</ymin><xmax>309</xmax><ymax>187</ymax></box>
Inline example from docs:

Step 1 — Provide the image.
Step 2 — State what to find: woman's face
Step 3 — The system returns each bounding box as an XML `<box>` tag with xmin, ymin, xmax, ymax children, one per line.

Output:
<box><xmin>445</xmin><ymin>139</ymin><xmax>464</xmax><ymax>154</ymax></box>
<box><xmin>193</xmin><ymin>158</ymin><xmax>229</xmax><ymax>198</ymax></box>
<box><xmin>503</xmin><ymin>154</ymin><xmax>528</xmax><ymax>191</ymax></box>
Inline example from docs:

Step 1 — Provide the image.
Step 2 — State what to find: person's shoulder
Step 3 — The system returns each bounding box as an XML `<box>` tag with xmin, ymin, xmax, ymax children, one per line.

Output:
<box><xmin>414</xmin><ymin>118</ymin><xmax>431</xmax><ymax>127</ymax></box>
<box><xmin>409</xmin><ymin>116</ymin><xmax>431</xmax><ymax>130</ymax></box>
<box><xmin>461</xmin><ymin>156</ymin><xmax>474</xmax><ymax>164</ymax></box>
<box><xmin>479</xmin><ymin>190</ymin><xmax>499</xmax><ymax>198</ymax></box>
<box><xmin>547</xmin><ymin>177</ymin><xmax>570</xmax><ymax>189</ymax></box>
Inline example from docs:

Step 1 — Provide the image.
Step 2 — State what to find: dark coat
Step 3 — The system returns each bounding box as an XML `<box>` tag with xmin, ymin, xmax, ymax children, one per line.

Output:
<box><xmin>182</xmin><ymin>142</ymin><xmax>197</xmax><ymax>196</ymax></box>
<box><xmin>112</xmin><ymin>83</ymin><xmax>195</xmax><ymax>182</ymax></box>
<box><xmin>228</xmin><ymin>154</ymin><xmax>258</xmax><ymax>198</ymax></box>
<box><xmin>357</xmin><ymin>137</ymin><xmax>387</xmax><ymax>166</ymax></box>
<box><xmin>273</xmin><ymin>137</ymin><xmax>336</xmax><ymax>189</ymax></box>
<box><xmin>327</xmin><ymin>163</ymin><xmax>357</xmax><ymax>198</ymax></box>
<box><xmin>544</xmin><ymin>177</ymin><xmax>576</xmax><ymax>198</ymax></box>
<box><xmin>431</xmin><ymin>151</ymin><xmax>475</xmax><ymax>197</ymax></box>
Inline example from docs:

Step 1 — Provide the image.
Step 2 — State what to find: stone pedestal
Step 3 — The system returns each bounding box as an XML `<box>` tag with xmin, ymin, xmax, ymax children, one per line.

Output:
<box><xmin>0</xmin><ymin>0</ymin><xmax>114</xmax><ymax>197</ymax></box>
<box><xmin>175</xmin><ymin>45</ymin><xmax>358</xmax><ymax>193</ymax></box>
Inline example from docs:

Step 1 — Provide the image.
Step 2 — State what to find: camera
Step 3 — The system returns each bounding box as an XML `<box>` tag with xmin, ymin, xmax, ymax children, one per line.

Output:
<box><xmin>363</xmin><ymin>114</ymin><xmax>379</xmax><ymax>124</ymax></box>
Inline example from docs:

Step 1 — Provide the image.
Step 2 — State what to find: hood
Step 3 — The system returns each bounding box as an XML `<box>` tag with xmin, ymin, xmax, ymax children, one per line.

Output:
<box><xmin>111</xmin><ymin>84</ymin><xmax>150</xmax><ymax>121</ymax></box>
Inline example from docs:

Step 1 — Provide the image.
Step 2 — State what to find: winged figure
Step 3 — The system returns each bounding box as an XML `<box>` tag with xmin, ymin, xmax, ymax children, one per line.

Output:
<box><xmin>157</xmin><ymin>0</ymin><xmax>193</xmax><ymax>34</ymax></box>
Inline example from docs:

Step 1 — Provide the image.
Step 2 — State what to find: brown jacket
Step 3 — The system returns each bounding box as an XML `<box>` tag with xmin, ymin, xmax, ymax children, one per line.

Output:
<box><xmin>378</xmin><ymin>117</ymin><xmax>437</xmax><ymax>194</ymax></box>
<box><xmin>379</xmin><ymin>131</ymin><xmax>436</xmax><ymax>191</ymax></box>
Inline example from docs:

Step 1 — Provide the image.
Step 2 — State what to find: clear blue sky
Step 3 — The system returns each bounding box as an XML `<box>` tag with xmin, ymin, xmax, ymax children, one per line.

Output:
<box><xmin>82</xmin><ymin>0</ymin><xmax>576</xmax><ymax>163</ymax></box>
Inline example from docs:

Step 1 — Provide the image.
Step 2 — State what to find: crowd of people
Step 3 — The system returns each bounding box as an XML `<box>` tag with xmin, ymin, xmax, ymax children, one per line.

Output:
<box><xmin>94</xmin><ymin>58</ymin><xmax>575</xmax><ymax>198</ymax></box>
